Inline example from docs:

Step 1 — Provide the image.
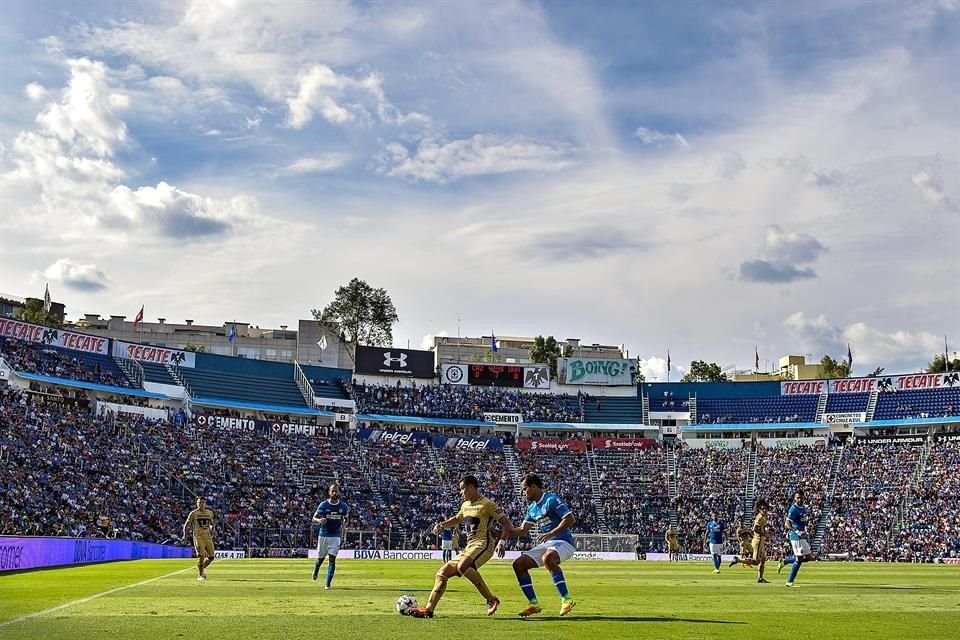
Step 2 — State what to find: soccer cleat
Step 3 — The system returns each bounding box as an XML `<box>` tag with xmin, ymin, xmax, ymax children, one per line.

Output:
<box><xmin>777</xmin><ymin>559</ymin><xmax>785</xmax><ymax>574</ymax></box>
<box><xmin>518</xmin><ymin>604</ymin><xmax>543</xmax><ymax>618</ymax></box>
<box><xmin>559</xmin><ymin>599</ymin><xmax>576</xmax><ymax>617</ymax></box>
<box><xmin>757</xmin><ymin>578</ymin><xmax>770</xmax><ymax>584</ymax></box>
<box><xmin>198</xmin><ymin>575</ymin><xmax>205</xmax><ymax>581</ymax></box>
<box><xmin>713</xmin><ymin>569</ymin><xmax>720</xmax><ymax>574</ymax></box>
<box><xmin>485</xmin><ymin>597</ymin><xmax>500</xmax><ymax>616</ymax></box>
<box><xmin>408</xmin><ymin>608</ymin><xmax>434</xmax><ymax>619</ymax></box>
<box><xmin>729</xmin><ymin>558</ymin><xmax>740</xmax><ymax>568</ymax></box>
<box><xmin>312</xmin><ymin>571</ymin><xmax>319</xmax><ymax>581</ymax></box>
<box><xmin>785</xmin><ymin>582</ymin><xmax>795</xmax><ymax>588</ymax></box>
<box><xmin>324</xmin><ymin>585</ymin><xmax>330</xmax><ymax>590</ymax></box>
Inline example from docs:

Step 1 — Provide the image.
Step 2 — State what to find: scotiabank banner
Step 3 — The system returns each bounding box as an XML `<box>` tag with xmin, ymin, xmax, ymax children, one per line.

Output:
<box><xmin>0</xmin><ymin>536</ymin><xmax>191</xmax><ymax>572</ymax></box>
<box><xmin>0</xmin><ymin>318</ymin><xmax>109</xmax><ymax>355</ymax></box>
<box><xmin>782</xmin><ymin>372</ymin><xmax>960</xmax><ymax>395</ymax></box>
<box><xmin>590</xmin><ymin>437</ymin><xmax>657</xmax><ymax>450</ymax></box>
<box><xmin>195</xmin><ymin>414</ymin><xmax>330</xmax><ymax>438</ymax></box>
<box><xmin>516</xmin><ymin>438</ymin><xmax>587</xmax><ymax>453</ymax></box>
<box><xmin>113</xmin><ymin>340</ymin><xmax>196</xmax><ymax>368</ymax></box>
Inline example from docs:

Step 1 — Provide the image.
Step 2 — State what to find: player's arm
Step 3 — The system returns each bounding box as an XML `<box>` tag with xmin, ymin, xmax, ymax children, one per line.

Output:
<box><xmin>504</xmin><ymin>521</ymin><xmax>534</xmax><ymax>538</ymax></box>
<box><xmin>433</xmin><ymin>513</ymin><xmax>463</xmax><ymax>535</ymax></box>
<box><xmin>181</xmin><ymin>511</ymin><xmax>193</xmax><ymax>541</ymax></box>
<box><xmin>495</xmin><ymin>513</ymin><xmax>515</xmax><ymax>558</ymax></box>
<box><xmin>312</xmin><ymin>506</ymin><xmax>327</xmax><ymax>526</ymax></box>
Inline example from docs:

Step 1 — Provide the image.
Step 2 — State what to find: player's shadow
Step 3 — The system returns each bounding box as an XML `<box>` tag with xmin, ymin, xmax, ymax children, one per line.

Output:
<box><xmin>520</xmin><ymin>616</ymin><xmax>744</xmax><ymax>624</ymax></box>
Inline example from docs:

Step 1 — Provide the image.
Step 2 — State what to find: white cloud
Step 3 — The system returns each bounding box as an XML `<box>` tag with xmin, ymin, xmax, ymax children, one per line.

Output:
<box><xmin>276</xmin><ymin>154</ymin><xmax>350</xmax><ymax>176</ymax></box>
<box><xmin>381</xmin><ymin>134</ymin><xmax>575</xmax><ymax>183</ymax></box>
<box><xmin>421</xmin><ymin>331</ymin><xmax>448</xmax><ymax>351</ymax></box>
<box><xmin>41</xmin><ymin>258</ymin><xmax>111</xmax><ymax>291</ymax></box>
<box><xmin>639</xmin><ymin>356</ymin><xmax>687</xmax><ymax>382</ymax></box>
<box><xmin>740</xmin><ymin>226</ymin><xmax>827</xmax><ymax>283</ymax></box>
<box><xmin>25</xmin><ymin>82</ymin><xmax>47</xmax><ymax>101</ymax></box>
<box><xmin>912</xmin><ymin>170</ymin><xmax>956</xmax><ymax>210</ymax></box>
<box><xmin>634</xmin><ymin>127</ymin><xmax>689</xmax><ymax>148</ymax></box>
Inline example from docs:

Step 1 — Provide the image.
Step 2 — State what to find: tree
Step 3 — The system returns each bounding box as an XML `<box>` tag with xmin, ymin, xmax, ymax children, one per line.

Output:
<box><xmin>183</xmin><ymin>342</ymin><xmax>205</xmax><ymax>353</ymax></box>
<box><xmin>926</xmin><ymin>354</ymin><xmax>960</xmax><ymax>373</ymax></box>
<box><xmin>529</xmin><ymin>336</ymin><xmax>573</xmax><ymax>375</ymax></box>
<box><xmin>14</xmin><ymin>299</ymin><xmax>61</xmax><ymax>328</ymax></box>
<box><xmin>820</xmin><ymin>355</ymin><xmax>851</xmax><ymax>379</ymax></box>
<box><xmin>311</xmin><ymin>278</ymin><xmax>399</xmax><ymax>360</ymax></box>
<box><xmin>867</xmin><ymin>366</ymin><xmax>885</xmax><ymax>377</ymax></box>
<box><xmin>680</xmin><ymin>360</ymin><xmax>728</xmax><ymax>382</ymax></box>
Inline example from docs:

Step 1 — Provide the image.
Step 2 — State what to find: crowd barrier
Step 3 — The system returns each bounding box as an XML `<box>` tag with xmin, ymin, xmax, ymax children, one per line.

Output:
<box><xmin>0</xmin><ymin>536</ymin><xmax>193</xmax><ymax>572</ymax></box>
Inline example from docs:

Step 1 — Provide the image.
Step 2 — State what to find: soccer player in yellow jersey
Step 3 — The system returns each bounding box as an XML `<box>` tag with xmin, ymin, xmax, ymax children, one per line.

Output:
<box><xmin>735</xmin><ymin>518</ymin><xmax>754</xmax><ymax>559</ymax></box>
<box><xmin>182</xmin><ymin>497</ymin><xmax>215</xmax><ymax>581</ymax></box>
<box><xmin>408</xmin><ymin>475</ymin><xmax>513</xmax><ymax>619</ymax></box>
<box><xmin>665</xmin><ymin>525</ymin><xmax>680</xmax><ymax>561</ymax></box>
<box><xmin>729</xmin><ymin>499</ymin><xmax>770</xmax><ymax>583</ymax></box>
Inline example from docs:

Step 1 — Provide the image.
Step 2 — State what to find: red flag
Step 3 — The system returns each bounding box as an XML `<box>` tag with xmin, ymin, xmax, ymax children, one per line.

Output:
<box><xmin>755</xmin><ymin>346</ymin><xmax>759</xmax><ymax>371</ymax></box>
<box><xmin>134</xmin><ymin>305</ymin><xmax>144</xmax><ymax>329</ymax></box>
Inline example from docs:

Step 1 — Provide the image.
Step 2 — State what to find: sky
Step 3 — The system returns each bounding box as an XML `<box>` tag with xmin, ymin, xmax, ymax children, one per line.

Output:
<box><xmin>0</xmin><ymin>0</ymin><xmax>957</xmax><ymax>379</ymax></box>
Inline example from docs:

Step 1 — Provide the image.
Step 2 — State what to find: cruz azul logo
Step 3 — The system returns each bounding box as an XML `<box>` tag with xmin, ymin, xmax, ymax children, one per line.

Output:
<box><xmin>383</xmin><ymin>352</ymin><xmax>407</xmax><ymax>368</ymax></box>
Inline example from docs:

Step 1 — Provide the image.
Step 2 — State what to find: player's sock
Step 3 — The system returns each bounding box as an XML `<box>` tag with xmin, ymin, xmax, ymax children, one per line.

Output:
<box><xmin>326</xmin><ymin>563</ymin><xmax>336</xmax><ymax>588</ymax></box>
<box><xmin>550</xmin><ymin>569</ymin><xmax>570</xmax><ymax>599</ymax></box>
<box><xmin>313</xmin><ymin>559</ymin><xmax>321</xmax><ymax>580</ymax></box>
<box><xmin>713</xmin><ymin>555</ymin><xmax>721</xmax><ymax>570</ymax></box>
<box><xmin>788</xmin><ymin>559</ymin><xmax>802</xmax><ymax>583</ymax></box>
<box><xmin>518</xmin><ymin>575</ymin><xmax>539</xmax><ymax>604</ymax></box>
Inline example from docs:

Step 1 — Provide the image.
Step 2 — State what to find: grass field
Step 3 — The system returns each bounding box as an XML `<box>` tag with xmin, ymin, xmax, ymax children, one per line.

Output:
<box><xmin>1</xmin><ymin>559</ymin><xmax>958</xmax><ymax>639</ymax></box>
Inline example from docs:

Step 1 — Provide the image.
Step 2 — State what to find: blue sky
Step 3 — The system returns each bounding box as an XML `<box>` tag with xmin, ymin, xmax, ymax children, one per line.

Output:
<box><xmin>0</xmin><ymin>0</ymin><xmax>957</xmax><ymax>377</ymax></box>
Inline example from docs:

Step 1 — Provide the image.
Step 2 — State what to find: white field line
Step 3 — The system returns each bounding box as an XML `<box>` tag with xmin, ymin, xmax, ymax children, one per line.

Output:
<box><xmin>0</xmin><ymin>565</ymin><xmax>194</xmax><ymax>629</ymax></box>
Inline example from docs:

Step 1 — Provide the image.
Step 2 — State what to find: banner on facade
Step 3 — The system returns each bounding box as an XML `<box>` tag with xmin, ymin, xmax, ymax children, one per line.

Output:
<box><xmin>782</xmin><ymin>372</ymin><xmax>960</xmax><ymax>395</ymax></box>
<box><xmin>0</xmin><ymin>318</ymin><xmax>109</xmax><ymax>355</ymax></box>
<box><xmin>195</xmin><ymin>414</ymin><xmax>330</xmax><ymax>438</ymax></box>
<box><xmin>438</xmin><ymin>434</ymin><xmax>503</xmax><ymax>451</ymax></box>
<box><xmin>0</xmin><ymin>537</ymin><xmax>191</xmax><ymax>572</ymax></box>
<box><xmin>482</xmin><ymin>412</ymin><xmax>523</xmax><ymax>425</ymax></box>
<box><xmin>523</xmin><ymin>366</ymin><xmax>551</xmax><ymax>389</ymax></box>
<box><xmin>440</xmin><ymin>364</ymin><xmax>468</xmax><ymax>385</ymax></box>
<box><xmin>112</xmin><ymin>340</ymin><xmax>196</xmax><ymax>368</ymax></box>
<box><xmin>97</xmin><ymin>401</ymin><xmax>168</xmax><ymax>421</ymax></box>
<box><xmin>590</xmin><ymin>437</ymin><xmax>657</xmax><ymax>450</ymax></box>
<box><xmin>822</xmin><ymin>412</ymin><xmax>866</xmax><ymax>424</ymax></box>
<box><xmin>516</xmin><ymin>438</ymin><xmax>587</xmax><ymax>453</ymax></box>
<box><xmin>558</xmin><ymin>358</ymin><xmax>635</xmax><ymax>386</ymax></box>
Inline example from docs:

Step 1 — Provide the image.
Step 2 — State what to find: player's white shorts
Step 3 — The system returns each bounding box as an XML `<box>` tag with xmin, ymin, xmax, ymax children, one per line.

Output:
<box><xmin>441</xmin><ymin>539</ymin><xmax>453</xmax><ymax>551</ymax></box>
<box><xmin>522</xmin><ymin>539</ymin><xmax>576</xmax><ymax>567</ymax></box>
<box><xmin>316</xmin><ymin>536</ymin><xmax>341</xmax><ymax>558</ymax></box>
<box><xmin>790</xmin><ymin>538</ymin><xmax>811</xmax><ymax>557</ymax></box>
<box><xmin>709</xmin><ymin>543</ymin><xmax>724</xmax><ymax>555</ymax></box>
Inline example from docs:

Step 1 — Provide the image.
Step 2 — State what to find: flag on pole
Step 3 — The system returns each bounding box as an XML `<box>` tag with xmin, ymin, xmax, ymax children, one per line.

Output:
<box><xmin>43</xmin><ymin>284</ymin><xmax>51</xmax><ymax>313</ymax></box>
<box><xmin>667</xmin><ymin>350</ymin><xmax>671</xmax><ymax>374</ymax></box>
<box><xmin>490</xmin><ymin>331</ymin><xmax>498</xmax><ymax>352</ymax></box>
<box><xmin>318</xmin><ymin>335</ymin><xmax>328</xmax><ymax>350</ymax></box>
<box><xmin>133</xmin><ymin>305</ymin><xmax>144</xmax><ymax>329</ymax></box>
<box><xmin>946</xmin><ymin>335</ymin><xmax>951</xmax><ymax>372</ymax></box>
<box><xmin>228</xmin><ymin>323</ymin><xmax>237</xmax><ymax>343</ymax></box>
<box><xmin>847</xmin><ymin>343</ymin><xmax>853</xmax><ymax>369</ymax></box>
<box><xmin>755</xmin><ymin>346</ymin><xmax>760</xmax><ymax>371</ymax></box>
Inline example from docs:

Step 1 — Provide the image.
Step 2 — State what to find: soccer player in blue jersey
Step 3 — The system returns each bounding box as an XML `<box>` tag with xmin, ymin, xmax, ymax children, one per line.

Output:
<box><xmin>440</xmin><ymin>526</ymin><xmax>454</xmax><ymax>563</ymax></box>
<box><xmin>311</xmin><ymin>483</ymin><xmax>350</xmax><ymax>589</ymax></box>
<box><xmin>777</xmin><ymin>490</ymin><xmax>818</xmax><ymax>587</ymax></box>
<box><xmin>705</xmin><ymin>511</ymin><xmax>726</xmax><ymax>574</ymax></box>
<box><xmin>502</xmin><ymin>473</ymin><xmax>577</xmax><ymax>617</ymax></box>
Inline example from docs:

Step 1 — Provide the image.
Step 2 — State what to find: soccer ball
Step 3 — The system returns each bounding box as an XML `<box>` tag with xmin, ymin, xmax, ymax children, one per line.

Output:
<box><xmin>396</xmin><ymin>594</ymin><xmax>418</xmax><ymax>615</ymax></box>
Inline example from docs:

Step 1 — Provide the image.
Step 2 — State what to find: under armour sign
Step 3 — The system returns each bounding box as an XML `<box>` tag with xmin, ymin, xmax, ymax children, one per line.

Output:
<box><xmin>355</xmin><ymin>344</ymin><xmax>435</xmax><ymax>378</ymax></box>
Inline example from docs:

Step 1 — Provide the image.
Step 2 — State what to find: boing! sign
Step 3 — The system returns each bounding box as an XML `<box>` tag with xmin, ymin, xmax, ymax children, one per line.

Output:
<box><xmin>558</xmin><ymin>358</ymin><xmax>634</xmax><ymax>386</ymax></box>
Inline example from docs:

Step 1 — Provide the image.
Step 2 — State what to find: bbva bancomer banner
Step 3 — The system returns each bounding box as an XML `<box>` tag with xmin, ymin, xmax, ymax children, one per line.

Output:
<box><xmin>0</xmin><ymin>536</ymin><xmax>192</xmax><ymax>572</ymax></box>
<box><xmin>558</xmin><ymin>358</ymin><xmax>635</xmax><ymax>386</ymax></box>
<box><xmin>113</xmin><ymin>340</ymin><xmax>196</xmax><ymax>368</ymax></box>
<box><xmin>357</xmin><ymin>427</ymin><xmax>503</xmax><ymax>451</ymax></box>
<box><xmin>0</xmin><ymin>318</ymin><xmax>109</xmax><ymax>355</ymax></box>
<box><xmin>781</xmin><ymin>372</ymin><xmax>960</xmax><ymax>395</ymax></box>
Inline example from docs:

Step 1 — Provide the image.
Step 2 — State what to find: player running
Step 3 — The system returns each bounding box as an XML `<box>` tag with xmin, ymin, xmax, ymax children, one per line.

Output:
<box><xmin>778</xmin><ymin>490</ymin><xmax>818</xmax><ymax>587</ymax></box>
<box><xmin>729</xmin><ymin>499</ymin><xmax>771</xmax><ymax>583</ymax></box>
<box><xmin>408</xmin><ymin>475</ymin><xmax>512</xmax><ymax>619</ymax></box>
<box><xmin>665</xmin><ymin>524</ymin><xmax>680</xmax><ymax>561</ymax></box>
<box><xmin>705</xmin><ymin>511</ymin><xmax>726</xmax><ymax>574</ymax></box>
<box><xmin>182</xmin><ymin>497</ymin><xmax>215</xmax><ymax>581</ymax></box>
<box><xmin>312</xmin><ymin>483</ymin><xmax>350</xmax><ymax>589</ymax></box>
<box><xmin>502</xmin><ymin>473</ymin><xmax>577</xmax><ymax>618</ymax></box>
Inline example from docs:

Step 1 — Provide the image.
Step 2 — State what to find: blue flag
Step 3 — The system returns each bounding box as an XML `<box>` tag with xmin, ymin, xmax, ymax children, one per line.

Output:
<box><xmin>490</xmin><ymin>331</ymin><xmax>498</xmax><ymax>352</ymax></box>
<box><xmin>847</xmin><ymin>343</ymin><xmax>853</xmax><ymax>368</ymax></box>
<box><xmin>228</xmin><ymin>323</ymin><xmax>237</xmax><ymax>343</ymax></box>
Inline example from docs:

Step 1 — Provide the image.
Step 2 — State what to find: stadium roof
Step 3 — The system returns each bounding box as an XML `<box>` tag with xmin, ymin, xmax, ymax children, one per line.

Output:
<box><xmin>190</xmin><ymin>396</ymin><xmax>333</xmax><ymax>416</ymax></box>
<box><xmin>12</xmin><ymin>371</ymin><xmax>170</xmax><ymax>399</ymax></box>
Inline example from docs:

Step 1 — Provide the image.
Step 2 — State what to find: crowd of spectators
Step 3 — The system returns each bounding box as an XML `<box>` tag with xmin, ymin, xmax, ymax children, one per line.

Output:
<box><xmin>674</xmin><ymin>447</ymin><xmax>747</xmax><ymax>553</ymax></box>
<box><xmin>517</xmin><ymin>446</ymin><xmax>598</xmax><ymax>534</ymax></box>
<box><xmin>890</xmin><ymin>439</ymin><xmax>960</xmax><ymax>562</ymax></box>
<box><xmin>822</xmin><ymin>441</ymin><xmax>920</xmax><ymax>560</ymax></box>
<box><xmin>0</xmin><ymin>337</ymin><xmax>132</xmax><ymax>388</ymax></box>
<box><xmin>595</xmin><ymin>445</ymin><xmax>670</xmax><ymax>550</ymax></box>
<box><xmin>353</xmin><ymin>382</ymin><xmax>581</xmax><ymax>423</ymax></box>
<box><xmin>754</xmin><ymin>444</ymin><xmax>833</xmax><ymax>549</ymax></box>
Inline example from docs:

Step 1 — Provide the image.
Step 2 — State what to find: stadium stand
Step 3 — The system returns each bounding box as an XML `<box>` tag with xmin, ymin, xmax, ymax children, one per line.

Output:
<box><xmin>824</xmin><ymin>392</ymin><xmax>870</xmax><ymax>414</ymax></box>
<box><xmin>299</xmin><ymin>364</ymin><xmax>352</xmax><ymax>401</ymax></box>
<box><xmin>892</xmin><ymin>438</ymin><xmax>960</xmax><ymax>561</ymax></box>
<box><xmin>517</xmin><ymin>445</ymin><xmax>598</xmax><ymax>534</ymax></box>
<box><xmin>695</xmin><ymin>395</ymin><xmax>818</xmax><ymax>424</ymax></box>
<box><xmin>177</xmin><ymin>355</ymin><xmax>309</xmax><ymax>409</ymax></box>
<box><xmin>594</xmin><ymin>443</ymin><xmax>670</xmax><ymax>549</ymax></box>
<box><xmin>674</xmin><ymin>447</ymin><xmax>747</xmax><ymax>553</ymax></box>
<box><xmin>139</xmin><ymin>361</ymin><xmax>178</xmax><ymax>385</ymax></box>
<box><xmin>582</xmin><ymin>395</ymin><xmax>644</xmax><ymax>424</ymax></box>
<box><xmin>873</xmin><ymin>388</ymin><xmax>960</xmax><ymax>420</ymax></box>
<box><xmin>0</xmin><ymin>336</ymin><xmax>132</xmax><ymax>388</ymax></box>
<box><xmin>754</xmin><ymin>444</ymin><xmax>833</xmax><ymax>549</ymax></box>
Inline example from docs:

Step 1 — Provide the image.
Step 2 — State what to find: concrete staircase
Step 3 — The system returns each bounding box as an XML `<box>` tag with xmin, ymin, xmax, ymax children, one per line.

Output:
<box><xmin>585</xmin><ymin>444</ymin><xmax>610</xmax><ymax>534</ymax></box>
<box><xmin>815</xmin><ymin>391</ymin><xmax>828</xmax><ymax>423</ymax></box>
<box><xmin>502</xmin><ymin>444</ymin><xmax>524</xmax><ymax>500</ymax></box>
<box><xmin>865</xmin><ymin>390</ymin><xmax>879</xmax><ymax>422</ymax></box>
<box><xmin>743</xmin><ymin>448</ymin><xmax>758</xmax><ymax>524</ymax></box>
<box><xmin>667</xmin><ymin>446</ymin><xmax>679</xmax><ymax>527</ymax></box>
<box><xmin>813</xmin><ymin>444</ymin><xmax>845</xmax><ymax>553</ymax></box>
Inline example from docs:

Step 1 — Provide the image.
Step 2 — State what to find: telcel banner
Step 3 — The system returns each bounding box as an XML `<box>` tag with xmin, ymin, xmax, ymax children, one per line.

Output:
<box><xmin>558</xmin><ymin>358</ymin><xmax>635</xmax><ymax>386</ymax></box>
